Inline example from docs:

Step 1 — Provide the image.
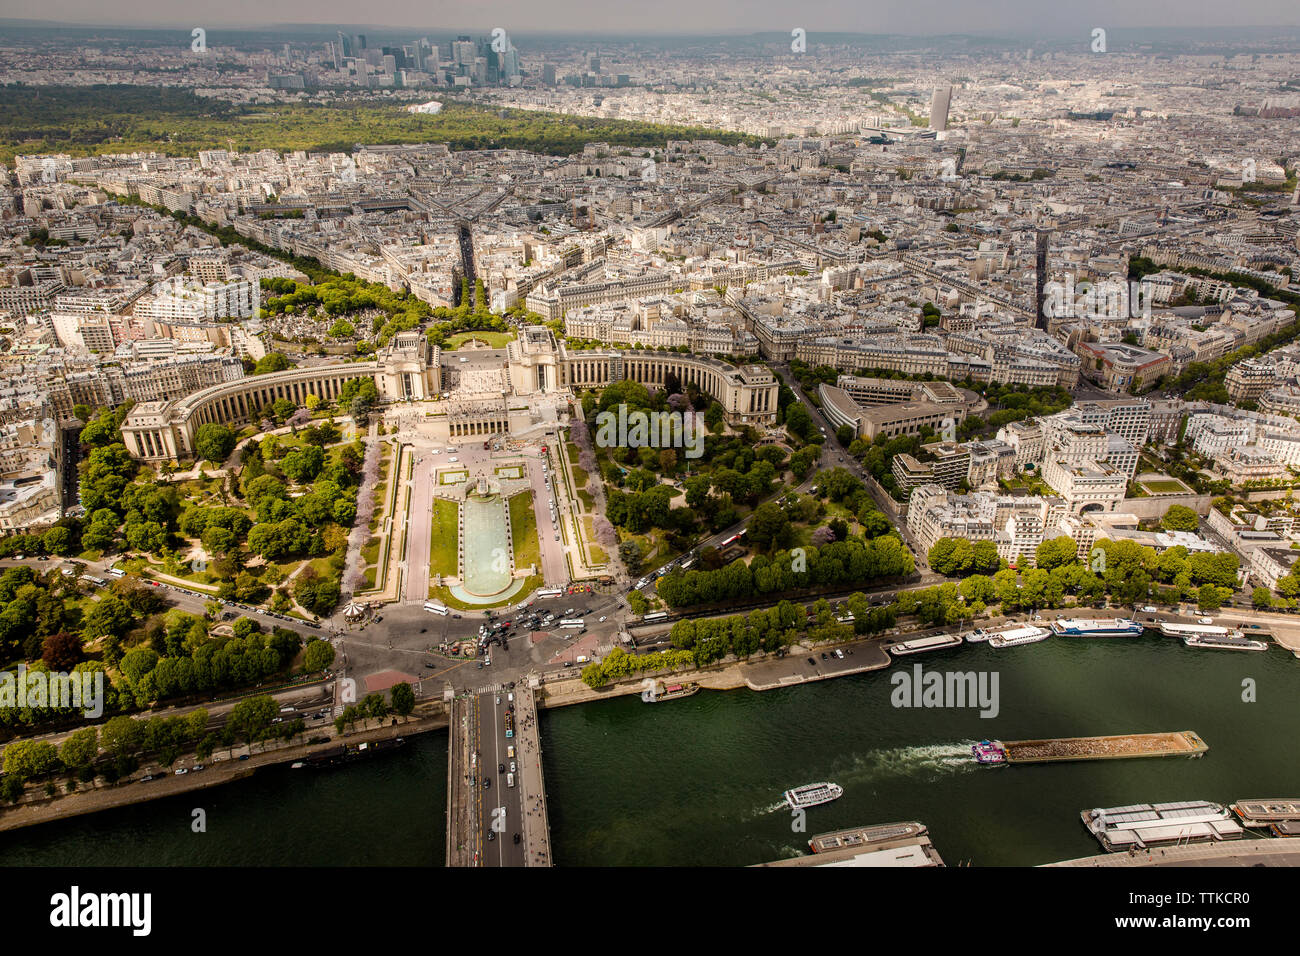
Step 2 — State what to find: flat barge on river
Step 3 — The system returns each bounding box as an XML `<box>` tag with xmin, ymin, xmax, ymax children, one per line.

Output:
<box><xmin>976</xmin><ymin>730</ymin><xmax>1207</xmax><ymax>765</ymax></box>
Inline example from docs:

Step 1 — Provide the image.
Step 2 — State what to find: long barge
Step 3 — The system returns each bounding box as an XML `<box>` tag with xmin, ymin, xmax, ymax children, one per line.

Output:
<box><xmin>889</xmin><ymin>633</ymin><xmax>963</xmax><ymax>656</ymax></box>
<box><xmin>1183</xmin><ymin>634</ymin><xmax>1269</xmax><ymax>652</ymax></box>
<box><xmin>302</xmin><ymin>736</ymin><xmax>407</xmax><ymax>768</ymax></box>
<box><xmin>968</xmin><ymin>622</ymin><xmax>1051</xmax><ymax>648</ymax></box>
<box><xmin>979</xmin><ymin>730</ymin><xmax>1207</xmax><ymax>765</ymax></box>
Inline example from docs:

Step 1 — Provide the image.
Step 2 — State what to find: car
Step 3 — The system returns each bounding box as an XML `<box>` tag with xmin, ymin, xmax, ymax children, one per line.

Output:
<box><xmin>174</xmin><ymin>768</ymin><xmax>188</xmax><ymax>775</ymax></box>
<box><xmin>513</xmin><ymin>833</ymin><xmax>520</xmax><ymax>845</ymax></box>
<box><xmin>496</xmin><ymin>696</ymin><xmax>501</xmax><ymax>705</ymax></box>
<box><xmin>192</xmin><ymin>764</ymin><xmax>205</xmax><ymax>772</ymax></box>
<box><xmin>453</xmin><ymin>613</ymin><xmax>462</xmax><ymax>619</ymax></box>
<box><xmin>448</xmin><ymin>457</ymin><xmax>459</xmax><ymax>463</ymax></box>
<box><xmin>1249</xmin><ymin>624</ymin><xmax>1262</xmax><ymax>629</ymax></box>
<box><xmin>807</xmin><ymin>657</ymin><xmax>816</xmax><ymax>666</ymax></box>
<box><xmin>1198</xmin><ymin>617</ymin><xmax>1214</xmax><ymax>625</ymax></box>
<box><xmin>598</xmin><ymin>615</ymin><xmax>607</xmax><ymax>623</ymax></box>
<box><xmin>821</xmin><ymin>652</ymin><xmax>828</xmax><ymax>660</ymax></box>
<box><xmin>499</xmin><ymin>763</ymin><xmax>505</xmax><ymax>774</ymax></box>
<box><xmin>509</xmin><ymin>761</ymin><xmax>516</xmax><ymax>773</ymax></box>
<box><xmin>835</xmin><ymin>649</ymin><xmax>844</xmax><ymax>659</ymax></box>
<box><xmin>487</xmin><ymin>830</ymin><xmax>496</xmax><ymax>841</ymax></box>
<box><xmin>484</xmin><ymin>778</ymin><xmax>491</xmax><ymax>789</ymax></box>
<box><xmin>237</xmin><ymin>754</ymin><xmax>250</xmax><ymax>761</ymax></box>
<box><xmin>140</xmin><ymin>774</ymin><xmax>157</xmax><ymax>782</ymax></box>
<box><xmin>562</xmin><ymin>661</ymin><xmax>573</xmax><ymax>668</ymax></box>
<box><xmin>477</xmin><ymin>661</ymin><xmax>484</xmax><ymax>669</ymax></box>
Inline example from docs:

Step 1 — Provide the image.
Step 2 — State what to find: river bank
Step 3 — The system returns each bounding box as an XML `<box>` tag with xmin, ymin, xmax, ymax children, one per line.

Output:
<box><xmin>535</xmin><ymin>636</ymin><xmax>893</xmax><ymax>709</ymax></box>
<box><xmin>0</xmin><ymin>708</ymin><xmax>449</xmax><ymax>834</ymax></box>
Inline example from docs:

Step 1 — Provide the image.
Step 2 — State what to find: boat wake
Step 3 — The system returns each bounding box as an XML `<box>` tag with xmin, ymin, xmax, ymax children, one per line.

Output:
<box><xmin>750</xmin><ymin>743</ymin><xmax>976</xmax><ymax>818</ymax></box>
<box><xmin>843</xmin><ymin>742</ymin><xmax>977</xmax><ymax>781</ymax></box>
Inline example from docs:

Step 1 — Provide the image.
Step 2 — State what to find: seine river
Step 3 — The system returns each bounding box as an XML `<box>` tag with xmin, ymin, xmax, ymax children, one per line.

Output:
<box><xmin>6</xmin><ymin>634</ymin><xmax>1300</xmax><ymax>866</ymax></box>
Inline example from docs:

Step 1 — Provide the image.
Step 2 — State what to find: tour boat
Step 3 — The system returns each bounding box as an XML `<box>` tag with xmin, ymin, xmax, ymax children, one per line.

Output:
<box><xmin>784</xmin><ymin>782</ymin><xmax>844</xmax><ymax>810</ymax></box>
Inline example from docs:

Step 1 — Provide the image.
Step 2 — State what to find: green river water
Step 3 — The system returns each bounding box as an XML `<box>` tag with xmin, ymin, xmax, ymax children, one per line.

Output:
<box><xmin>4</xmin><ymin>635</ymin><xmax>1298</xmax><ymax>866</ymax></box>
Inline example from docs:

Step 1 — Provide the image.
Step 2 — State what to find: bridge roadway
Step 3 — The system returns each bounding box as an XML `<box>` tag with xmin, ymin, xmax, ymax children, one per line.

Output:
<box><xmin>446</xmin><ymin>683</ymin><xmax>552</xmax><ymax>867</ymax></box>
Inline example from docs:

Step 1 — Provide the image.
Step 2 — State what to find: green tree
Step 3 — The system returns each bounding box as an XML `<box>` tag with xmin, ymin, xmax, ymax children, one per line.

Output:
<box><xmin>2</xmin><ymin>739</ymin><xmax>61</xmax><ymax>780</ymax></box>
<box><xmin>302</xmin><ymin>638</ymin><xmax>336</xmax><ymax>673</ymax></box>
<box><xmin>390</xmin><ymin>682</ymin><xmax>415</xmax><ymax>717</ymax></box>
<box><xmin>59</xmin><ymin>728</ymin><xmax>99</xmax><ymax>773</ymax></box>
<box><xmin>1160</xmin><ymin>504</ymin><xmax>1201</xmax><ymax>532</ymax></box>
<box><xmin>252</xmin><ymin>352</ymin><xmax>292</xmax><ymax>375</ymax></box>
<box><xmin>194</xmin><ymin>422</ymin><xmax>237</xmax><ymax>462</ymax></box>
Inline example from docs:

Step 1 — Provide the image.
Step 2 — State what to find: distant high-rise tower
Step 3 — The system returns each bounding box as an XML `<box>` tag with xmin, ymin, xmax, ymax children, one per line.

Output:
<box><xmin>337</xmin><ymin>31</ymin><xmax>352</xmax><ymax>58</ymax></box>
<box><xmin>1035</xmin><ymin>229</ymin><xmax>1051</xmax><ymax>331</ymax></box>
<box><xmin>357</xmin><ymin>34</ymin><xmax>367</xmax><ymax>51</ymax></box>
<box><xmin>929</xmin><ymin>85</ymin><xmax>953</xmax><ymax>132</ymax></box>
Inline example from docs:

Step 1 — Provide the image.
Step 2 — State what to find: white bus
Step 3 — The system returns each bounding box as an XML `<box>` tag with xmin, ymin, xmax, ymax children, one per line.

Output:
<box><xmin>642</xmin><ymin>611</ymin><xmax>669</xmax><ymax>623</ymax></box>
<box><xmin>559</xmin><ymin>619</ymin><xmax>584</xmax><ymax>629</ymax></box>
<box><xmin>107</xmin><ymin>568</ymin><xmax>125</xmax><ymax>578</ymax></box>
<box><xmin>423</xmin><ymin>601</ymin><xmax>449</xmax><ymax>616</ymax></box>
<box><xmin>537</xmin><ymin>588</ymin><xmax>563</xmax><ymax>598</ymax></box>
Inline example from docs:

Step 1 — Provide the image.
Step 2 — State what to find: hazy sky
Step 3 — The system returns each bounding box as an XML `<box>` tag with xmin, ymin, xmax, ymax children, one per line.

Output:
<box><xmin>2</xmin><ymin>0</ymin><xmax>1297</xmax><ymax>34</ymax></box>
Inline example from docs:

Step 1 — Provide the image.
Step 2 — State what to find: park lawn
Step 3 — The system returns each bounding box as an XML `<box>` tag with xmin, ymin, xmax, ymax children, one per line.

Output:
<box><xmin>427</xmin><ymin>574</ymin><xmax>543</xmax><ymax>611</ymax></box>
<box><xmin>430</xmin><ymin>498</ymin><xmax>460</xmax><ymax>577</ymax></box>
<box><xmin>577</xmin><ymin>488</ymin><xmax>595</xmax><ymax>510</ymax></box>
<box><xmin>1141</xmin><ymin>479</ymin><xmax>1191</xmax><ymax>494</ymax></box>
<box><xmin>359</xmin><ymin>568</ymin><xmax>376</xmax><ymax>589</ymax></box>
<box><xmin>582</xmin><ymin>517</ymin><xmax>608</xmax><ymax>564</ymax></box>
<box><xmin>509</xmin><ymin>491</ymin><xmax>540</xmax><ymax>571</ymax></box>
<box><xmin>571</xmin><ymin>465</ymin><xmax>589</xmax><ymax>488</ymax></box>
<box><xmin>566</xmin><ymin>442</ymin><xmax>580</xmax><ymax>465</ymax></box>
<box><xmin>443</xmin><ymin>330</ymin><xmax>516</xmax><ymax>349</ymax></box>
<box><xmin>361</xmin><ymin>538</ymin><xmax>380</xmax><ymax>565</ymax></box>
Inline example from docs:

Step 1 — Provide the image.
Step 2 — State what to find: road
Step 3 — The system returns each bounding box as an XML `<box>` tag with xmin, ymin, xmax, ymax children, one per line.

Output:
<box><xmin>405</xmin><ymin>448</ymin><xmax>433</xmax><ymax>603</ymax></box>
<box><xmin>471</xmin><ymin>690</ymin><xmax>526</xmax><ymax>866</ymax></box>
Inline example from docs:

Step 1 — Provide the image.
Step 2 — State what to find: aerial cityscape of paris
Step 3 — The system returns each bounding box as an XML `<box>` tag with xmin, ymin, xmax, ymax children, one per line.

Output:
<box><xmin>0</xmin><ymin>0</ymin><xmax>1296</xmax><ymax>926</ymax></box>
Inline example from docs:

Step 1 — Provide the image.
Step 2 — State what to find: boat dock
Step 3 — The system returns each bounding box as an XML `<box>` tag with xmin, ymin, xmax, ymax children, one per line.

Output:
<box><xmin>999</xmin><ymin>730</ymin><xmax>1208</xmax><ymax>764</ymax></box>
<box><xmin>1232</xmin><ymin>798</ymin><xmax>1300</xmax><ymax>827</ymax></box>
<box><xmin>888</xmin><ymin>633</ymin><xmax>963</xmax><ymax>656</ymax></box>
<box><xmin>1081</xmin><ymin>801</ymin><xmax>1243</xmax><ymax>852</ymax></box>
<box><xmin>754</xmin><ymin>821</ymin><xmax>945</xmax><ymax>867</ymax></box>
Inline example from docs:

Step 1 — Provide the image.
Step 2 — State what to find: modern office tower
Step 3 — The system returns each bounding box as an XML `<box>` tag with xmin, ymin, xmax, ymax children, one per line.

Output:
<box><xmin>337</xmin><ymin>31</ymin><xmax>352</xmax><ymax>58</ymax></box>
<box><xmin>357</xmin><ymin>34</ymin><xmax>367</xmax><ymax>50</ymax></box>
<box><xmin>542</xmin><ymin>63</ymin><xmax>556</xmax><ymax>85</ymax></box>
<box><xmin>1035</xmin><ymin>229</ymin><xmax>1051</xmax><ymax>332</ymax></box>
<box><xmin>929</xmin><ymin>84</ymin><xmax>953</xmax><ymax>131</ymax></box>
<box><xmin>453</xmin><ymin>37</ymin><xmax>475</xmax><ymax>69</ymax></box>
<box><xmin>502</xmin><ymin>48</ymin><xmax>521</xmax><ymax>81</ymax></box>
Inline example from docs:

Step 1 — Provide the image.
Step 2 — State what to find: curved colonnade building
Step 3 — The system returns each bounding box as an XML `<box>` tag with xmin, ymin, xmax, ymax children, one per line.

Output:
<box><xmin>123</xmin><ymin>327</ymin><xmax>779</xmax><ymax>461</ymax></box>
